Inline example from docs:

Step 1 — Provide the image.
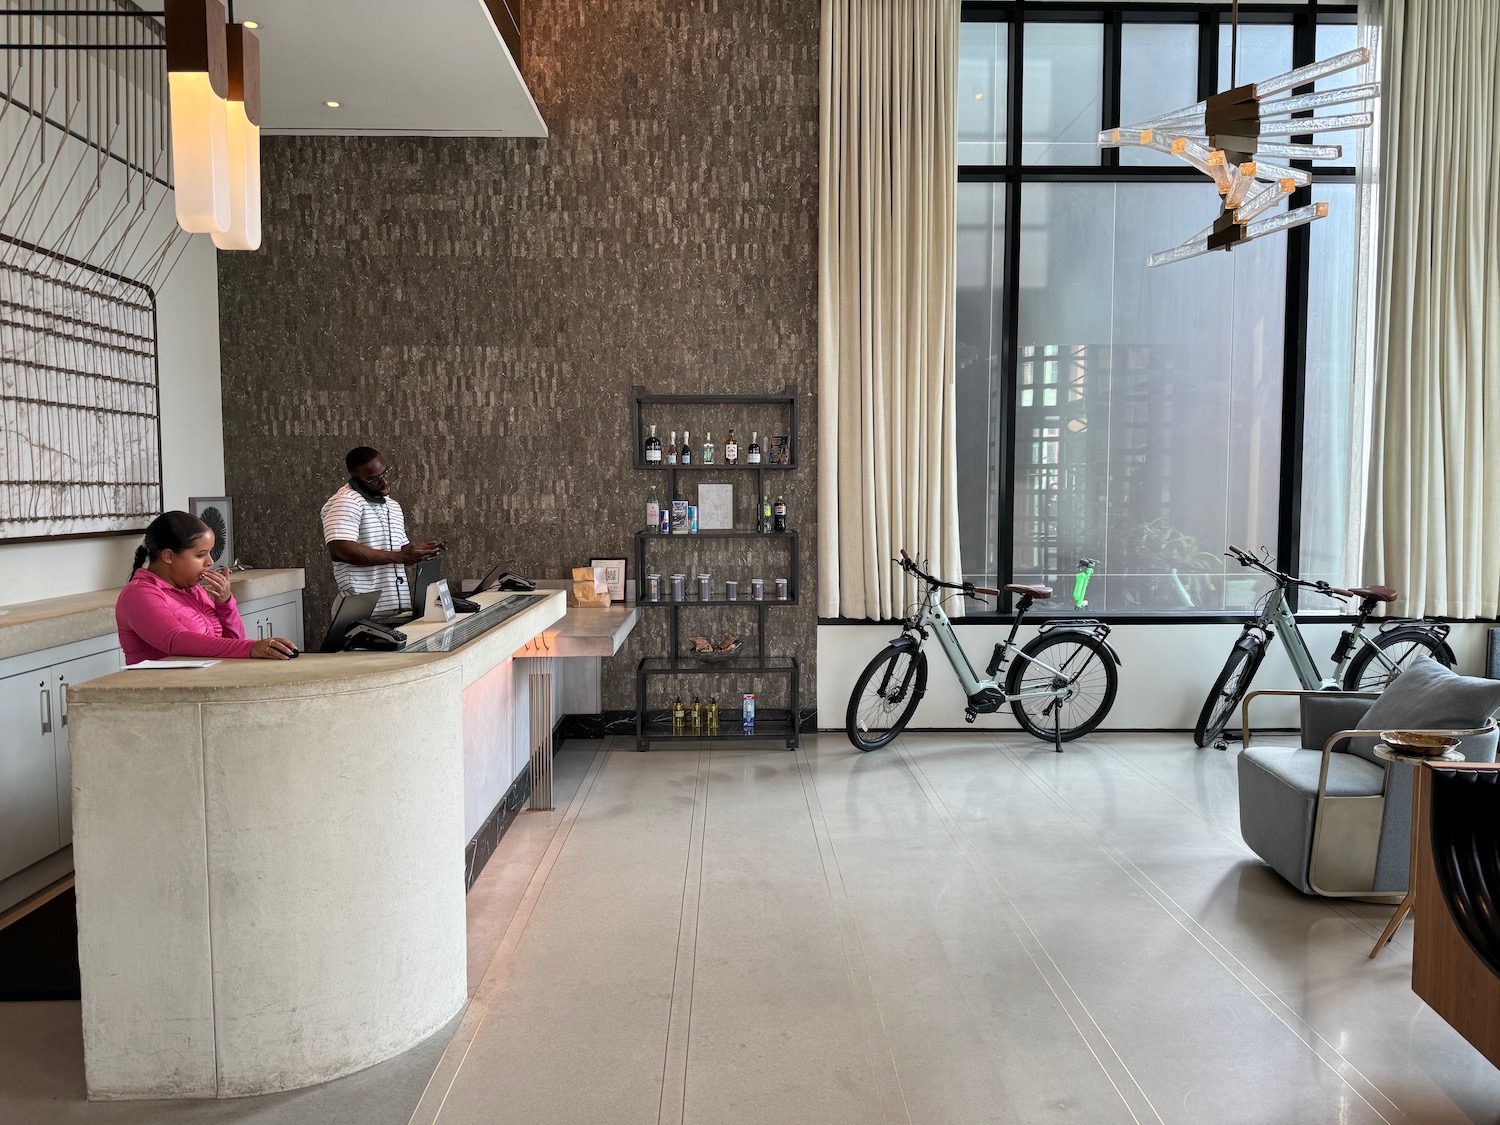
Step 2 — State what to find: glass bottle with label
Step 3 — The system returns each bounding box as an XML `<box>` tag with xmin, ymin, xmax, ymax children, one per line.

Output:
<box><xmin>724</xmin><ymin>429</ymin><xmax>738</xmax><ymax>464</ymax></box>
<box><xmin>645</xmin><ymin>423</ymin><xmax>662</xmax><ymax>465</ymax></box>
<box><xmin>747</xmin><ymin>431</ymin><xmax>762</xmax><ymax>464</ymax></box>
<box><xmin>760</xmin><ymin>494</ymin><xmax>772</xmax><ymax>533</ymax></box>
<box><xmin>646</xmin><ymin>485</ymin><xmax>660</xmax><ymax>531</ymax></box>
<box><xmin>667</xmin><ymin>430</ymin><xmax>679</xmax><ymax>466</ymax></box>
<box><xmin>702</xmin><ymin>431</ymin><xmax>715</xmax><ymax>465</ymax></box>
<box><xmin>672</xmin><ymin>697</ymin><xmax>685</xmax><ymax>734</ymax></box>
<box><xmin>681</xmin><ymin>430</ymin><xmax>693</xmax><ymax>466</ymax></box>
<box><xmin>773</xmin><ymin>495</ymin><xmax>787</xmax><ymax>533</ymax></box>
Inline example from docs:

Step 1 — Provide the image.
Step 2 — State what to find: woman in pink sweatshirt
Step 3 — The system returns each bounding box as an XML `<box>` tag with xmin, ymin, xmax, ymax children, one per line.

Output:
<box><xmin>116</xmin><ymin>511</ymin><xmax>297</xmax><ymax>665</ymax></box>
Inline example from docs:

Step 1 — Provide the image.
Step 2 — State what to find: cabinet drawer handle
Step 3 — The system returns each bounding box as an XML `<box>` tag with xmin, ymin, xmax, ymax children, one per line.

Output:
<box><xmin>40</xmin><ymin>686</ymin><xmax>52</xmax><ymax>735</ymax></box>
<box><xmin>59</xmin><ymin>679</ymin><xmax>69</xmax><ymax>729</ymax></box>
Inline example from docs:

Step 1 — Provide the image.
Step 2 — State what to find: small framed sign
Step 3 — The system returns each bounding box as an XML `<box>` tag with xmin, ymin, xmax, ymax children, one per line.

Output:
<box><xmin>591</xmin><ymin>558</ymin><xmax>627</xmax><ymax>603</ymax></box>
<box><xmin>187</xmin><ymin>496</ymin><xmax>234</xmax><ymax>567</ymax></box>
<box><xmin>425</xmin><ymin>578</ymin><xmax>458</xmax><ymax>622</ymax></box>
<box><xmin>698</xmin><ymin>483</ymin><xmax>733</xmax><ymax>530</ymax></box>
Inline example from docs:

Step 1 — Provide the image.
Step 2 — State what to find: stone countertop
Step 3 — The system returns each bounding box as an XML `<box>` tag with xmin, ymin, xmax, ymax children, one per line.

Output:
<box><xmin>0</xmin><ymin>569</ymin><xmax>306</xmax><ymax>661</ymax></box>
<box><xmin>513</xmin><ymin>603</ymin><xmax>639</xmax><ymax>659</ymax></box>
<box><xmin>68</xmin><ymin>589</ymin><xmax>567</xmax><ymax>704</ymax></box>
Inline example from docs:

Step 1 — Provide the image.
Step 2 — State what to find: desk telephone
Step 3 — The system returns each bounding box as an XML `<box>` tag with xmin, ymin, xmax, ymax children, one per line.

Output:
<box><xmin>342</xmin><ymin>621</ymin><xmax>406</xmax><ymax>651</ymax></box>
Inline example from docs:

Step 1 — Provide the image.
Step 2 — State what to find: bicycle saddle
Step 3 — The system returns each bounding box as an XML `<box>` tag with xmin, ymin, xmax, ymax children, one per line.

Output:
<box><xmin>1349</xmin><ymin>585</ymin><xmax>1398</xmax><ymax>602</ymax></box>
<box><xmin>1005</xmin><ymin>583</ymin><xmax>1053</xmax><ymax>600</ymax></box>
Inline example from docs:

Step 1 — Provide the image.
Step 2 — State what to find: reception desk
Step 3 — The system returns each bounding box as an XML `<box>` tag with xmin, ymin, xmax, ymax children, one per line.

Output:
<box><xmin>65</xmin><ymin>589</ymin><xmax>566</xmax><ymax>1100</ymax></box>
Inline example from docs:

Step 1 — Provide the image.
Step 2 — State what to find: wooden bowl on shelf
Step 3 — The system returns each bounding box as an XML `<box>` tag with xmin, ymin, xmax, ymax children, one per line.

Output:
<box><xmin>1380</xmin><ymin>730</ymin><xmax>1462</xmax><ymax>757</ymax></box>
<box><xmin>686</xmin><ymin>639</ymin><xmax>744</xmax><ymax>666</ymax></box>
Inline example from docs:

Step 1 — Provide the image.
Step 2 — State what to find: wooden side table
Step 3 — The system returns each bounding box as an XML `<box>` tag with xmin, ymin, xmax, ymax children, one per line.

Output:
<box><xmin>1368</xmin><ymin>744</ymin><xmax>1466</xmax><ymax>959</ymax></box>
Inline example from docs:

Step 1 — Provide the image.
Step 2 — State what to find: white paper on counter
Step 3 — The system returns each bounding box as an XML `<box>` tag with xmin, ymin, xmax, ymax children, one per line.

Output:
<box><xmin>125</xmin><ymin>659</ymin><xmax>222</xmax><ymax>669</ymax></box>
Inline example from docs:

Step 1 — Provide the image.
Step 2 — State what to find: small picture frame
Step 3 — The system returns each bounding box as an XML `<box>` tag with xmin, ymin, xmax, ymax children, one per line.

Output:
<box><xmin>591</xmin><ymin>558</ymin><xmax>627</xmax><ymax>603</ymax></box>
<box><xmin>768</xmin><ymin>435</ymin><xmax>790</xmax><ymax>465</ymax></box>
<box><xmin>187</xmin><ymin>496</ymin><xmax>234</xmax><ymax>567</ymax></box>
<box><xmin>698</xmin><ymin>483</ymin><xmax>734</xmax><ymax>530</ymax></box>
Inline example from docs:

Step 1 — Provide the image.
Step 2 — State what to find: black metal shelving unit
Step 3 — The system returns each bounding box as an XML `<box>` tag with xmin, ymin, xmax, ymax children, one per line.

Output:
<box><xmin>631</xmin><ymin>385</ymin><xmax>801</xmax><ymax>751</ymax></box>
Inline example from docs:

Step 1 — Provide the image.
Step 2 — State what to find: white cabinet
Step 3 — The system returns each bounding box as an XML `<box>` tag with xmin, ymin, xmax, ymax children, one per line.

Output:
<box><xmin>0</xmin><ymin>641</ymin><xmax>120</xmax><ymax>879</ymax></box>
<box><xmin>238</xmin><ymin>594</ymin><xmax>304</xmax><ymax>649</ymax></box>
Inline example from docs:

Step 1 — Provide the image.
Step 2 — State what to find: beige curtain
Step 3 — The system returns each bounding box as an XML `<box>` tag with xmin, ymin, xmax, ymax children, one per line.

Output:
<box><xmin>818</xmin><ymin>0</ymin><xmax>961</xmax><ymax>620</ymax></box>
<box><xmin>1365</xmin><ymin>0</ymin><xmax>1500</xmax><ymax>618</ymax></box>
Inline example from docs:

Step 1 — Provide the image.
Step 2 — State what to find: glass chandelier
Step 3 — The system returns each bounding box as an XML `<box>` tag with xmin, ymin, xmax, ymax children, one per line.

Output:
<box><xmin>1099</xmin><ymin>25</ymin><xmax>1376</xmax><ymax>267</ymax></box>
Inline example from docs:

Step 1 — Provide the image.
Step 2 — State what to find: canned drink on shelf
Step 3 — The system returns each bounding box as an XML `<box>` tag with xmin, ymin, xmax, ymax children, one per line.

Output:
<box><xmin>751</xmin><ymin>578</ymin><xmax>765</xmax><ymax>601</ymax></box>
<box><xmin>688</xmin><ymin>505</ymin><xmax>699</xmax><ymax>533</ymax></box>
<box><xmin>725</xmin><ymin>580</ymin><xmax>739</xmax><ymax>601</ymax></box>
<box><xmin>742</xmin><ymin>692</ymin><xmax>756</xmax><ymax>732</ymax></box>
<box><xmin>647</xmin><ymin>573</ymin><xmax>663</xmax><ymax>602</ymax></box>
<box><xmin>670</xmin><ymin>573</ymin><xmax>687</xmax><ymax>601</ymax></box>
<box><xmin>697</xmin><ymin>573</ymin><xmax>712</xmax><ymax>601</ymax></box>
<box><xmin>774</xmin><ymin>578</ymin><xmax>788</xmax><ymax>600</ymax></box>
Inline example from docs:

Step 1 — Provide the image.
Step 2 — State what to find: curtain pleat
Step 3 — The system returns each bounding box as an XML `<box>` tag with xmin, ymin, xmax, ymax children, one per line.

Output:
<box><xmin>1366</xmin><ymin>0</ymin><xmax>1500</xmax><ymax>618</ymax></box>
<box><xmin>818</xmin><ymin>0</ymin><xmax>961</xmax><ymax>620</ymax></box>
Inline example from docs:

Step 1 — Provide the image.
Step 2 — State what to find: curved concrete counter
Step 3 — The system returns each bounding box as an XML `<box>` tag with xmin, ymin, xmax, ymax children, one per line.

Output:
<box><xmin>64</xmin><ymin>590</ymin><xmax>566</xmax><ymax>1100</ymax></box>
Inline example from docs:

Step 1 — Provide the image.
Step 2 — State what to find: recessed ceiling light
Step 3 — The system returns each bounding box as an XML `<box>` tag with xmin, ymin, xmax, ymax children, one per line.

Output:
<box><xmin>244</xmin><ymin>20</ymin><xmax>258</xmax><ymax>28</ymax></box>
<box><xmin>325</xmin><ymin>100</ymin><xmax>341</xmax><ymax>108</ymax></box>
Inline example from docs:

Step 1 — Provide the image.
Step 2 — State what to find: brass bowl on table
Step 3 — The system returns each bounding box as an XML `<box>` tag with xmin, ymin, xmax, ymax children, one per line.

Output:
<box><xmin>1380</xmin><ymin>730</ymin><xmax>1462</xmax><ymax>757</ymax></box>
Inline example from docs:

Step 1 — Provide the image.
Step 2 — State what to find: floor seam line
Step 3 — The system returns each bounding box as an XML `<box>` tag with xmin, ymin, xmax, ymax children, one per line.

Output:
<box><xmin>407</xmin><ymin>747</ymin><xmax>610</xmax><ymax>1125</ymax></box>
<box><xmin>895</xmin><ymin>739</ymin><xmax>1166</xmax><ymax>1125</ymax></box>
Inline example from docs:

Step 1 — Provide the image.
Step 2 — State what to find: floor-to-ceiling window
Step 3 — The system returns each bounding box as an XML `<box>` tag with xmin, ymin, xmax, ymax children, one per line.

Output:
<box><xmin>957</xmin><ymin>1</ymin><xmax>1360</xmax><ymax>616</ymax></box>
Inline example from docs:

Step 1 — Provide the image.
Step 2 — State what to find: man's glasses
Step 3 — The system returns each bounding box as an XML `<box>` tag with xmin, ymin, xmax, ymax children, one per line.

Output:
<box><xmin>359</xmin><ymin>467</ymin><xmax>395</xmax><ymax>485</ymax></box>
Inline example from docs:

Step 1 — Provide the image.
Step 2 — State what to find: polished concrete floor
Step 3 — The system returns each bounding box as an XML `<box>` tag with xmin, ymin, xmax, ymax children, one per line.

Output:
<box><xmin>3</xmin><ymin>732</ymin><xmax>1499</xmax><ymax>1123</ymax></box>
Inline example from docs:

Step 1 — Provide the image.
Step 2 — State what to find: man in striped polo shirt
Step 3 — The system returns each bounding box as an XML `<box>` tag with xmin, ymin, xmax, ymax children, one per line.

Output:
<box><xmin>321</xmin><ymin>446</ymin><xmax>443</xmax><ymax>618</ymax></box>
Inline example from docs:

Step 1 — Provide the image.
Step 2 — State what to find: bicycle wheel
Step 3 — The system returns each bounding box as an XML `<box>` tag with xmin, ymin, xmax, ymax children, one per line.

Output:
<box><xmin>845</xmin><ymin>646</ymin><xmax>928</xmax><ymax>751</ymax></box>
<box><xmin>1342</xmin><ymin>628</ymin><xmax>1456</xmax><ymax>692</ymax></box>
<box><xmin>1193</xmin><ymin>638</ymin><xmax>1267</xmax><ymax>747</ymax></box>
<box><xmin>1005</xmin><ymin>633</ymin><xmax>1117</xmax><ymax>742</ymax></box>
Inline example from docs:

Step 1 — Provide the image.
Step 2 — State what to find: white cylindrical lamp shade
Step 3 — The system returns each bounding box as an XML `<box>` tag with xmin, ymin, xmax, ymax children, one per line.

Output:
<box><xmin>166</xmin><ymin>0</ymin><xmax>231</xmax><ymax>234</ymax></box>
<box><xmin>214</xmin><ymin>25</ymin><xmax>261</xmax><ymax>250</ymax></box>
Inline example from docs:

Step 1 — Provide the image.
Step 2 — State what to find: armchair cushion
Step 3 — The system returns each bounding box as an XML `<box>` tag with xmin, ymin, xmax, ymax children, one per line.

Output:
<box><xmin>1300</xmin><ymin>693</ymin><xmax>1377</xmax><ymax>756</ymax></box>
<box><xmin>1354</xmin><ymin>655</ymin><xmax>1500</xmax><ymax>763</ymax></box>
<box><xmin>1238</xmin><ymin>747</ymin><xmax>1386</xmax><ymax>893</ymax></box>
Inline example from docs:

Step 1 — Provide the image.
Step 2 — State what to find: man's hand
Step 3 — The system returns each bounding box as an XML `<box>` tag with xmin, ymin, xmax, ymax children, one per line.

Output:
<box><xmin>399</xmin><ymin>540</ymin><xmax>444</xmax><ymax>563</ymax></box>
<box><xmin>199</xmin><ymin>567</ymin><xmax>233</xmax><ymax>604</ymax></box>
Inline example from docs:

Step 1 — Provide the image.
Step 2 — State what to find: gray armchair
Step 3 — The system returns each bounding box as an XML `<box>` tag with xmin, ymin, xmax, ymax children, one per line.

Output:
<box><xmin>1236</xmin><ymin>657</ymin><xmax>1500</xmax><ymax>898</ymax></box>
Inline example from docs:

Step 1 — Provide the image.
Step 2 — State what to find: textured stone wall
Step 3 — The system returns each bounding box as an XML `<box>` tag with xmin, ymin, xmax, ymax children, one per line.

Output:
<box><xmin>217</xmin><ymin>0</ymin><xmax>820</xmax><ymax>712</ymax></box>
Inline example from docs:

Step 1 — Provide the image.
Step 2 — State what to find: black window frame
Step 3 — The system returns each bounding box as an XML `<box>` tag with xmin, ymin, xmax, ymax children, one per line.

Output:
<box><xmin>951</xmin><ymin>0</ymin><xmax>1357</xmax><ymax>625</ymax></box>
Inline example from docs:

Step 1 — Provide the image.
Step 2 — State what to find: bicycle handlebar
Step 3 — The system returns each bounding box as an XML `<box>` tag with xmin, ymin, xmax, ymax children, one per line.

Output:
<box><xmin>1225</xmin><ymin>545</ymin><xmax>1354</xmax><ymax>599</ymax></box>
<box><xmin>894</xmin><ymin>552</ymin><xmax>998</xmax><ymax>601</ymax></box>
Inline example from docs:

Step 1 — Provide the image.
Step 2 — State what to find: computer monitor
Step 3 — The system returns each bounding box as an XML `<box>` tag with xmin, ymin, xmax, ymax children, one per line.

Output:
<box><xmin>405</xmin><ymin>555</ymin><xmax>442</xmax><ymax>620</ymax></box>
<box><xmin>318</xmin><ymin>592</ymin><xmax>381</xmax><ymax>653</ymax></box>
<box><xmin>466</xmin><ymin>563</ymin><xmax>505</xmax><ymax>598</ymax></box>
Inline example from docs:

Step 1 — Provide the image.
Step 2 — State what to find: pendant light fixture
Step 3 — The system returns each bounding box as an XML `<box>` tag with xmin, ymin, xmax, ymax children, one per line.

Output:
<box><xmin>1099</xmin><ymin>2</ymin><xmax>1377</xmax><ymax>266</ymax></box>
<box><xmin>165</xmin><ymin>0</ymin><xmax>232</xmax><ymax>234</ymax></box>
<box><xmin>213</xmin><ymin>22</ymin><xmax>261</xmax><ymax>251</ymax></box>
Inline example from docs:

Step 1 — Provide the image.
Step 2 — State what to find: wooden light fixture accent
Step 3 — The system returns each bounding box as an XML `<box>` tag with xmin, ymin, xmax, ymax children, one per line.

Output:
<box><xmin>165</xmin><ymin>0</ymin><xmax>231</xmax><ymax>234</ymax></box>
<box><xmin>213</xmin><ymin>23</ymin><xmax>261</xmax><ymax>251</ymax></box>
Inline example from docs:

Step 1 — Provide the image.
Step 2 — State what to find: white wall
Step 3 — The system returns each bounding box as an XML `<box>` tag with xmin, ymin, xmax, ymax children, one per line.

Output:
<box><xmin>0</xmin><ymin>235</ymin><xmax>224</xmax><ymax>606</ymax></box>
<box><xmin>0</xmin><ymin>31</ymin><xmax>225</xmax><ymax>608</ymax></box>
<box><xmin>818</xmin><ymin>620</ymin><xmax>1495</xmax><ymax>734</ymax></box>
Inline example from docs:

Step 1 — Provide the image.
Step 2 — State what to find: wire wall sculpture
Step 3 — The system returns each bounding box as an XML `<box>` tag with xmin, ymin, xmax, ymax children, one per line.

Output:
<box><xmin>1</xmin><ymin>237</ymin><xmax>161</xmax><ymax>539</ymax></box>
<box><xmin>1</xmin><ymin>2</ymin><xmax>181</xmax><ymax>540</ymax></box>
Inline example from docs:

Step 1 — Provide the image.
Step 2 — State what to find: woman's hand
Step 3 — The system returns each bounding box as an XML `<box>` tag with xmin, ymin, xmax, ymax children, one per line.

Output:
<box><xmin>200</xmin><ymin>567</ymin><xmax>233</xmax><ymax>604</ymax></box>
<box><xmin>251</xmin><ymin>636</ymin><xmax>297</xmax><ymax>660</ymax></box>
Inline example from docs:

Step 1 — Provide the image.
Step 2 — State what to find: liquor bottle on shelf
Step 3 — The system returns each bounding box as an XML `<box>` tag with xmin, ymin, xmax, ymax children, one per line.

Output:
<box><xmin>680</xmin><ymin>430</ymin><xmax>693</xmax><ymax>466</ymax></box>
<box><xmin>747</xmin><ymin>431</ymin><xmax>762</xmax><ymax>464</ymax></box>
<box><xmin>691</xmin><ymin>697</ymin><xmax>703</xmax><ymax>733</ymax></box>
<box><xmin>672</xmin><ymin>697</ymin><xmax>686</xmax><ymax>734</ymax></box>
<box><xmin>646</xmin><ymin>423</ymin><xmax>662</xmax><ymax>465</ymax></box>
<box><xmin>667</xmin><ymin>430</ymin><xmax>679</xmax><ymax>465</ymax></box>
<box><xmin>773</xmin><ymin>495</ymin><xmax>787</xmax><ymax>533</ymax></box>
<box><xmin>724</xmin><ymin>429</ymin><xmax>738</xmax><ymax>465</ymax></box>
<box><xmin>760</xmin><ymin>494</ymin><xmax>772</xmax><ymax>533</ymax></box>
<box><xmin>707</xmin><ymin>698</ymin><xmax>720</xmax><ymax>733</ymax></box>
<box><xmin>646</xmin><ymin>486</ymin><xmax>660</xmax><ymax>531</ymax></box>
<box><xmin>702</xmin><ymin>431</ymin><xmax>715</xmax><ymax>465</ymax></box>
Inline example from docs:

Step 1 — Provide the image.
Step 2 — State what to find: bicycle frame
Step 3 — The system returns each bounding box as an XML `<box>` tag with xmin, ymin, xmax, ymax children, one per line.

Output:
<box><xmin>905</xmin><ymin>582</ymin><xmax>1085</xmax><ymax>709</ymax></box>
<box><xmin>1246</xmin><ymin>579</ymin><xmax>1441</xmax><ymax>690</ymax></box>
